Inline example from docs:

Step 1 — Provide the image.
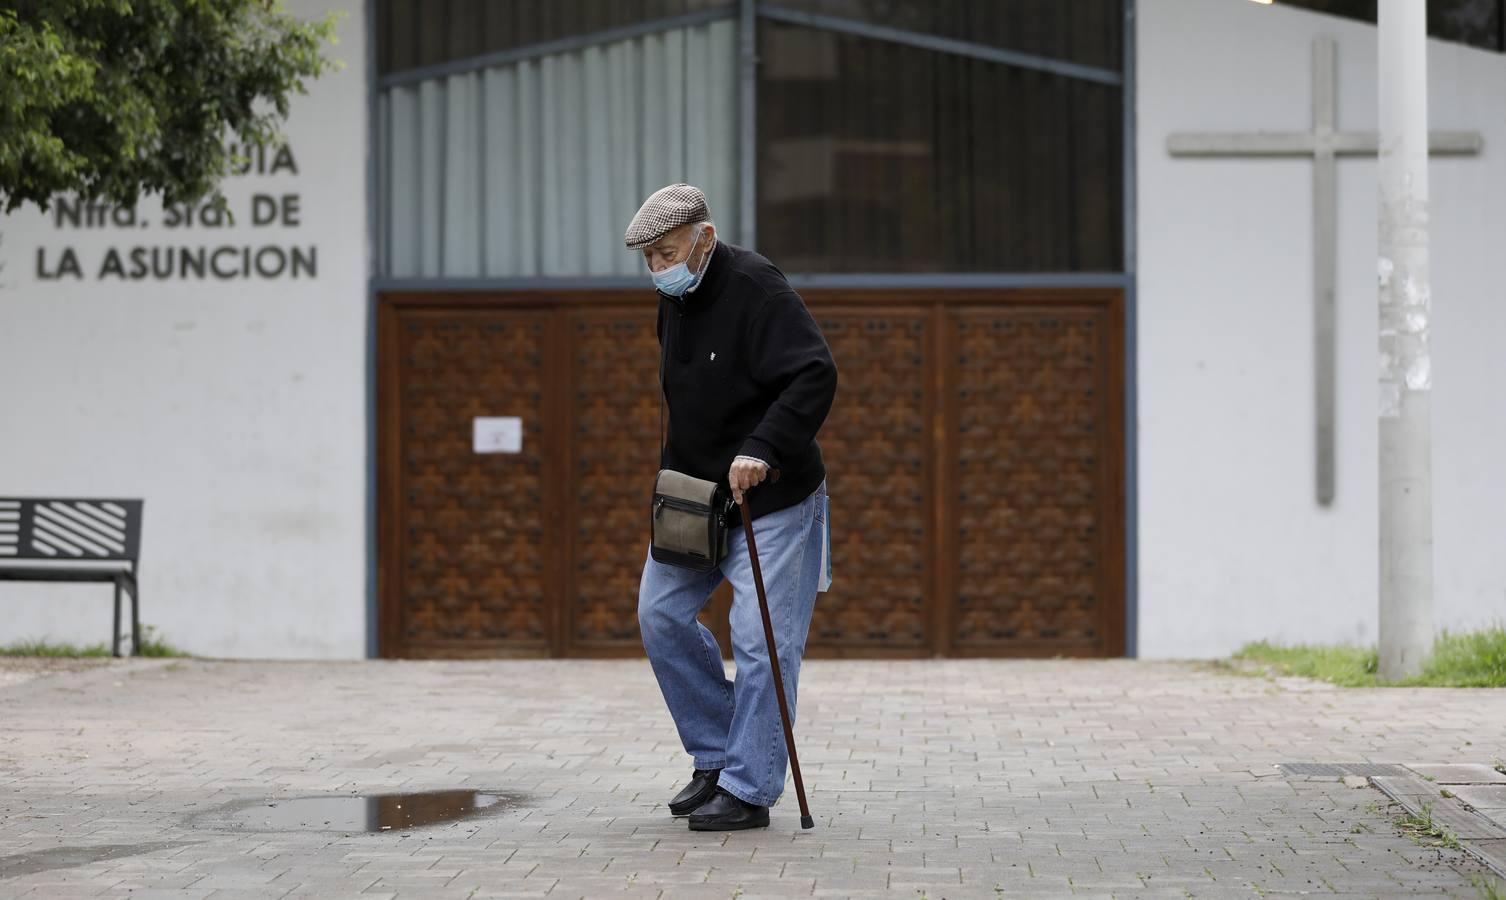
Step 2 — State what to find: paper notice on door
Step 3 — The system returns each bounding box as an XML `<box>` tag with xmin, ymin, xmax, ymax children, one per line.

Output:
<box><xmin>473</xmin><ymin>417</ymin><xmax>523</xmax><ymax>454</ymax></box>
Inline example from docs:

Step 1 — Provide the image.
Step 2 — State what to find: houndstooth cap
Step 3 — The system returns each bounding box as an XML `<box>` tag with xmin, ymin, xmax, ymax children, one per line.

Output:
<box><xmin>624</xmin><ymin>183</ymin><xmax>711</xmax><ymax>249</ymax></box>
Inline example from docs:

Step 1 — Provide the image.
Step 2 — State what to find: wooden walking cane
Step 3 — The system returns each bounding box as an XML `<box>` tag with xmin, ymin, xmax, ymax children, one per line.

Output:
<box><xmin>738</xmin><ymin>479</ymin><xmax>816</xmax><ymax>830</ymax></box>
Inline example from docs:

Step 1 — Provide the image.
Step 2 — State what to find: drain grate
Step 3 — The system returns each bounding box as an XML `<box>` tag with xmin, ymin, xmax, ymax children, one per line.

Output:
<box><xmin>1277</xmin><ymin>762</ymin><xmax>1409</xmax><ymax>777</ymax></box>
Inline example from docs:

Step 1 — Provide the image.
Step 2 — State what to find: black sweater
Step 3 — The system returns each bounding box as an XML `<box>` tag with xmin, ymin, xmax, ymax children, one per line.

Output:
<box><xmin>657</xmin><ymin>241</ymin><xmax>838</xmax><ymax>524</ymax></box>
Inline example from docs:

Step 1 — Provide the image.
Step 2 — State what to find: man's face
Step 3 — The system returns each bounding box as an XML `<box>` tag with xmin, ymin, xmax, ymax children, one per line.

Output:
<box><xmin>642</xmin><ymin>223</ymin><xmax>715</xmax><ymax>274</ymax></box>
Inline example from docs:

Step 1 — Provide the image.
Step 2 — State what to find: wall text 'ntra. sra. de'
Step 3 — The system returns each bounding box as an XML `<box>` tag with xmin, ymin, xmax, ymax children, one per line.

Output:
<box><xmin>31</xmin><ymin>142</ymin><xmax>319</xmax><ymax>282</ymax></box>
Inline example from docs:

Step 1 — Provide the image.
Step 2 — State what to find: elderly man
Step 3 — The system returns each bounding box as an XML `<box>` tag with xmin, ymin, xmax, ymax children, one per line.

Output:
<box><xmin>627</xmin><ymin>183</ymin><xmax>837</xmax><ymax>831</ymax></box>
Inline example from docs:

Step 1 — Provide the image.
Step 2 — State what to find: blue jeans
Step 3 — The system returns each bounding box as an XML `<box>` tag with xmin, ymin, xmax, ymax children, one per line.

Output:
<box><xmin>638</xmin><ymin>481</ymin><xmax>825</xmax><ymax>807</ymax></box>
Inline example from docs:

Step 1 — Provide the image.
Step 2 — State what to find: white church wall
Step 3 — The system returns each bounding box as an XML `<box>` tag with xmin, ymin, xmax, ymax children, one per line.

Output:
<box><xmin>0</xmin><ymin>0</ymin><xmax>368</xmax><ymax>658</ymax></box>
<box><xmin>1137</xmin><ymin>0</ymin><xmax>1506</xmax><ymax>657</ymax></box>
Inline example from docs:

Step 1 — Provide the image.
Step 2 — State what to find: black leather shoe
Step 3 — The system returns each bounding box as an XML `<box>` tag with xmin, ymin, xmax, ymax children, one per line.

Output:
<box><xmin>668</xmin><ymin>768</ymin><xmax>722</xmax><ymax>817</ymax></box>
<box><xmin>687</xmin><ymin>787</ymin><xmax>770</xmax><ymax>831</ymax></box>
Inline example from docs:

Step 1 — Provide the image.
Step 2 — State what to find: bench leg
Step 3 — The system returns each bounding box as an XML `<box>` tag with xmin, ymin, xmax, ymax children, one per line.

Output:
<box><xmin>130</xmin><ymin>579</ymin><xmax>141</xmax><ymax>656</ymax></box>
<box><xmin>112</xmin><ymin>581</ymin><xmax>123</xmax><ymax>658</ymax></box>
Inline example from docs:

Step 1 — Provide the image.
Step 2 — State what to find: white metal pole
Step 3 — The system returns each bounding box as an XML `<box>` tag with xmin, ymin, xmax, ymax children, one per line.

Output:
<box><xmin>1377</xmin><ymin>0</ymin><xmax>1435</xmax><ymax>680</ymax></box>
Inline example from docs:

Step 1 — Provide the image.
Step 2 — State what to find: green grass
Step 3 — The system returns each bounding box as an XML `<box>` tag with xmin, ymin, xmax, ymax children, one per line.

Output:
<box><xmin>1233</xmin><ymin>626</ymin><xmax>1506</xmax><ymax>687</ymax></box>
<box><xmin>1424</xmin><ymin>628</ymin><xmax>1506</xmax><ymax>686</ymax></box>
<box><xmin>1396</xmin><ymin>803</ymin><xmax>1463</xmax><ymax>850</ymax></box>
<box><xmin>1233</xmin><ymin>640</ymin><xmax>1379</xmax><ymax>686</ymax></box>
<box><xmin>1474</xmin><ymin>872</ymin><xmax>1506</xmax><ymax>900</ymax></box>
<box><xmin>0</xmin><ymin>626</ymin><xmax>188</xmax><ymax>659</ymax></box>
<box><xmin>0</xmin><ymin>638</ymin><xmax>112</xmax><ymax>658</ymax></box>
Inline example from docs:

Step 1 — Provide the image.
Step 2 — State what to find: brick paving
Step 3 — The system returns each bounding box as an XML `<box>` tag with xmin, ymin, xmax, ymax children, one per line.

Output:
<box><xmin>1373</xmin><ymin>764</ymin><xmax>1506</xmax><ymax>880</ymax></box>
<box><xmin>1</xmin><ymin>657</ymin><xmax>1504</xmax><ymax>899</ymax></box>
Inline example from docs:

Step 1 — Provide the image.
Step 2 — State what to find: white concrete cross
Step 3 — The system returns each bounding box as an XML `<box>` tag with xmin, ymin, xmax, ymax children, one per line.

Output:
<box><xmin>1167</xmin><ymin>36</ymin><xmax>1482</xmax><ymax>507</ymax></box>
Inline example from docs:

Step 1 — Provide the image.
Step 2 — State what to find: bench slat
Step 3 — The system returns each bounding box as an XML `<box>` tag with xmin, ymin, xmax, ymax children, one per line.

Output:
<box><xmin>0</xmin><ymin>498</ymin><xmax>142</xmax><ymax>563</ymax></box>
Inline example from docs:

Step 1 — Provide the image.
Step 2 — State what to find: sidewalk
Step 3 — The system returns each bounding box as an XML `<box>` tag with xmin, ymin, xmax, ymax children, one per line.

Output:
<box><xmin>1</xmin><ymin>657</ymin><xmax>1502</xmax><ymax>898</ymax></box>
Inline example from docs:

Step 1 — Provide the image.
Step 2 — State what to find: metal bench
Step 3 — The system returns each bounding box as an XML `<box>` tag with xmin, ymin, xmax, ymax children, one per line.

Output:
<box><xmin>0</xmin><ymin>498</ymin><xmax>144</xmax><ymax>656</ymax></box>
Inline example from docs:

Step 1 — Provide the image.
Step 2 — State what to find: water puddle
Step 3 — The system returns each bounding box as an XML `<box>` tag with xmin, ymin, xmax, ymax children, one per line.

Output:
<box><xmin>214</xmin><ymin>790</ymin><xmax>517</xmax><ymax>833</ymax></box>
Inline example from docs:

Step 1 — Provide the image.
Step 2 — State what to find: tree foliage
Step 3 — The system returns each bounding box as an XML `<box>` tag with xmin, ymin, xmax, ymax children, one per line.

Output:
<box><xmin>0</xmin><ymin>0</ymin><xmax>338</xmax><ymax>213</ymax></box>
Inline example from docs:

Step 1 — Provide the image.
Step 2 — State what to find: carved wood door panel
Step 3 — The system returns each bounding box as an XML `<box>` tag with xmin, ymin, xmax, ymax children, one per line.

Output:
<box><xmin>804</xmin><ymin>308</ymin><xmax>933</xmax><ymax>657</ymax></box>
<box><xmin>945</xmin><ymin>303</ymin><xmax>1126</xmax><ymax>657</ymax></box>
<box><xmin>564</xmin><ymin>306</ymin><xmax>733</xmax><ymax>654</ymax></box>
<box><xmin>380</xmin><ymin>298</ymin><xmax>735</xmax><ymax>659</ymax></box>
<box><xmin>379</xmin><ymin>307</ymin><xmax>558</xmax><ymax>658</ymax></box>
<box><xmin>566</xmin><ymin>308</ymin><xmax>658</xmax><ymax>652</ymax></box>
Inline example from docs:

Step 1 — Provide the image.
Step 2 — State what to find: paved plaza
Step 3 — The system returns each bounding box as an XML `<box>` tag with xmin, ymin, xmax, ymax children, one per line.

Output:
<box><xmin>1</xmin><ymin>656</ymin><xmax>1503</xmax><ymax>899</ymax></box>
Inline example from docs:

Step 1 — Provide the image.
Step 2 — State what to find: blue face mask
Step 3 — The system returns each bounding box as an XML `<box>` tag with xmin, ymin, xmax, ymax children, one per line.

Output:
<box><xmin>651</xmin><ymin>229</ymin><xmax>708</xmax><ymax>297</ymax></box>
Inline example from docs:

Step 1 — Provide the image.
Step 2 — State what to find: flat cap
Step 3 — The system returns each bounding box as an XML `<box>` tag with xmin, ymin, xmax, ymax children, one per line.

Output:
<box><xmin>624</xmin><ymin>183</ymin><xmax>711</xmax><ymax>249</ymax></box>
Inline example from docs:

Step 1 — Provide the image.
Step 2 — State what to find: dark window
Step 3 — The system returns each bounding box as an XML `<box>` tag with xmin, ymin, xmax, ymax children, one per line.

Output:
<box><xmin>378</xmin><ymin>0</ymin><xmax>734</xmax><ymax>76</ymax></box>
<box><xmin>1275</xmin><ymin>0</ymin><xmax>1503</xmax><ymax>52</ymax></box>
<box><xmin>756</xmin><ymin>21</ymin><xmax>1123</xmax><ymax>273</ymax></box>
<box><xmin>766</xmin><ymin>0</ymin><xmax>1122</xmax><ymax>71</ymax></box>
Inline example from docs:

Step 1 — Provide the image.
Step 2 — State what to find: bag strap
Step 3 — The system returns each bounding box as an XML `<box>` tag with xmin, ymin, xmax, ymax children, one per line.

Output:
<box><xmin>658</xmin><ymin>297</ymin><xmax>668</xmax><ymax>466</ymax></box>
